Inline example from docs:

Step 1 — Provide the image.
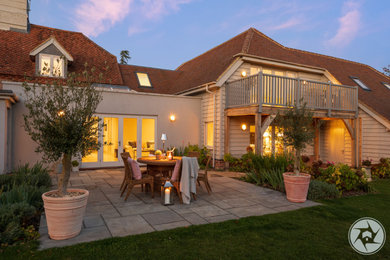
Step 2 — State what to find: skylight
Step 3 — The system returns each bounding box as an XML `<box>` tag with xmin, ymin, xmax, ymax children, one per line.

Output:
<box><xmin>382</xmin><ymin>82</ymin><xmax>390</xmax><ymax>90</ymax></box>
<box><xmin>136</xmin><ymin>72</ymin><xmax>152</xmax><ymax>87</ymax></box>
<box><xmin>351</xmin><ymin>77</ymin><xmax>370</xmax><ymax>91</ymax></box>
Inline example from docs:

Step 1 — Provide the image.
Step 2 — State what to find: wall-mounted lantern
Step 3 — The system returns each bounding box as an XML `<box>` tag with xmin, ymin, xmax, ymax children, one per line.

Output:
<box><xmin>169</xmin><ymin>114</ymin><xmax>176</xmax><ymax>122</ymax></box>
<box><xmin>241</xmin><ymin>71</ymin><xmax>247</xmax><ymax>77</ymax></box>
<box><xmin>241</xmin><ymin>123</ymin><xmax>247</xmax><ymax>131</ymax></box>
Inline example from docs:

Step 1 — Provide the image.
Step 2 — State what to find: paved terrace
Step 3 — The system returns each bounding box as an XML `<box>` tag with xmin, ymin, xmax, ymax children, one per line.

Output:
<box><xmin>39</xmin><ymin>169</ymin><xmax>320</xmax><ymax>249</ymax></box>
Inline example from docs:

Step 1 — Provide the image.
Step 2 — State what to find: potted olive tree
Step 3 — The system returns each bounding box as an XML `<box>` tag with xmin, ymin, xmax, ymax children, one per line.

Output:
<box><xmin>23</xmin><ymin>66</ymin><xmax>103</xmax><ymax>240</ymax></box>
<box><xmin>276</xmin><ymin>103</ymin><xmax>315</xmax><ymax>203</ymax></box>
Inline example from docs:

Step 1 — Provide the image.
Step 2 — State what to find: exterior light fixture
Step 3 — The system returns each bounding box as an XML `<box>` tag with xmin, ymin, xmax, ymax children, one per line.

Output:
<box><xmin>161</xmin><ymin>180</ymin><xmax>174</xmax><ymax>205</ymax></box>
<box><xmin>241</xmin><ymin>124</ymin><xmax>247</xmax><ymax>131</ymax></box>
<box><xmin>57</xmin><ymin>110</ymin><xmax>65</xmax><ymax>117</ymax></box>
<box><xmin>169</xmin><ymin>114</ymin><xmax>176</xmax><ymax>122</ymax></box>
<box><xmin>241</xmin><ymin>71</ymin><xmax>247</xmax><ymax>77</ymax></box>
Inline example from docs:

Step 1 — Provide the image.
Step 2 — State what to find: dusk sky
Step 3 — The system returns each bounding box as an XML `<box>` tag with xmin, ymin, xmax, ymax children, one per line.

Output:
<box><xmin>30</xmin><ymin>0</ymin><xmax>390</xmax><ymax>72</ymax></box>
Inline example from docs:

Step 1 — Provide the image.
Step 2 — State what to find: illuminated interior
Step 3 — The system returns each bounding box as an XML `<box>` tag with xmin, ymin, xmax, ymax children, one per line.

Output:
<box><xmin>141</xmin><ymin>118</ymin><xmax>155</xmax><ymax>156</ymax></box>
<box><xmin>123</xmin><ymin>118</ymin><xmax>137</xmax><ymax>159</ymax></box>
<box><xmin>262</xmin><ymin>125</ymin><xmax>286</xmax><ymax>155</ymax></box>
<box><xmin>103</xmin><ymin>117</ymin><xmax>119</xmax><ymax>162</ymax></box>
<box><xmin>206</xmin><ymin>122</ymin><xmax>214</xmax><ymax>147</ymax></box>
<box><xmin>81</xmin><ymin>120</ymin><xmax>99</xmax><ymax>163</ymax></box>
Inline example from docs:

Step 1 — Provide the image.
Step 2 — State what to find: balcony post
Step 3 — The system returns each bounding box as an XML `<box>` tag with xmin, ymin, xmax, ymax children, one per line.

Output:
<box><xmin>327</xmin><ymin>82</ymin><xmax>332</xmax><ymax>117</ymax></box>
<box><xmin>258</xmin><ymin>72</ymin><xmax>263</xmax><ymax>113</ymax></box>
<box><xmin>296</xmin><ymin>78</ymin><xmax>301</xmax><ymax>107</ymax></box>
<box><xmin>255</xmin><ymin>113</ymin><xmax>262</xmax><ymax>155</ymax></box>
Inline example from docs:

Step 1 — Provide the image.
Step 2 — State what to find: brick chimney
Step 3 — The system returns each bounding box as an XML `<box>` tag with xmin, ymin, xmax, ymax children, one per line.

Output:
<box><xmin>0</xmin><ymin>0</ymin><xmax>30</xmax><ymax>33</ymax></box>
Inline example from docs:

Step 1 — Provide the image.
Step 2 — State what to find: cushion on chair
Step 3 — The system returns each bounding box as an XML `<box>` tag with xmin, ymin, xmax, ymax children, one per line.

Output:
<box><xmin>171</xmin><ymin>159</ymin><xmax>181</xmax><ymax>182</ymax></box>
<box><xmin>129</xmin><ymin>158</ymin><xmax>142</xmax><ymax>180</ymax></box>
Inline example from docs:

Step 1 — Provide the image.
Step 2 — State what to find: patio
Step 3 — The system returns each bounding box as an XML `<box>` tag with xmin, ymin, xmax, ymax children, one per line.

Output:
<box><xmin>39</xmin><ymin>168</ymin><xmax>320</xmax><ymax>249</ymax></box>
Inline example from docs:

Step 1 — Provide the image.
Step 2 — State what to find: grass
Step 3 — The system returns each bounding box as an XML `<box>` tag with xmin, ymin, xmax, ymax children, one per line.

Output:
<box><xmin>2</xmin><ymin>180</ymin><xmax>389</xmax><ymax>260</ymax></box>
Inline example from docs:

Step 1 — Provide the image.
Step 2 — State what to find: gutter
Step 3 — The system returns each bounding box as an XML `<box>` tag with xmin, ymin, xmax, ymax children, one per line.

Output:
<box><xmin>176</xmin><ymin>81</ymin><xmax>218</xmax><ymax>96</ymax></box>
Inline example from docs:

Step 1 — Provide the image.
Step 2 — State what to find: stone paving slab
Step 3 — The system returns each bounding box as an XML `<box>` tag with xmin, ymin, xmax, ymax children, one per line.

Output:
<box><xmin>39</xmin><ymin>169</ymin><xmax>321</xmax><ymax>249</ymax></box>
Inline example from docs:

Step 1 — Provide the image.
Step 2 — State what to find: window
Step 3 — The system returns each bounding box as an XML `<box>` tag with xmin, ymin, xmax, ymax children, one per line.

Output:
<box><xmin>382</xmin><ymin>82</ymin><xmax>390</xmax><ymax>90</ymax></box>
<box><xmin>39</xmin><ymin>54</ymin><xmax>64</xmax><ymax>77</ymax></box>
<box><xmin>136</xmin><ymin>72</ymin><xmax>152</xmax><ymax>87</ymax></box>
<box><xmin>351</xmin><ymin>77</ymin><xmax>370</xmax><ymax>91</ymax></box>
<box><xmin>250</xmin><ymin>67</ymin><xmax>260</xmax><ymax>76</ymax></box>
<box><xmin>205</xmin><ymin>122</ymin><xmax>214</xmax><ymax>147</ymax></box>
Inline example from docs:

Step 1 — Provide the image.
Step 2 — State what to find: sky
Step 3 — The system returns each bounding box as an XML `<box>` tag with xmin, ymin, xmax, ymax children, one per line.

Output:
<box><xmin>30</xmin><ymin>0</ymin><xmax>390</xmax><ymax>72</ymax></box>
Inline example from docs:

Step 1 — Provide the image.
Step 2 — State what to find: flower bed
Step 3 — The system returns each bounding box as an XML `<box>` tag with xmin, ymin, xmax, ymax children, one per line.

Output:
<box><xmin>0</xmin><ymin>163</ymin><xmax>51</xmax><ymax>246</ymax></box>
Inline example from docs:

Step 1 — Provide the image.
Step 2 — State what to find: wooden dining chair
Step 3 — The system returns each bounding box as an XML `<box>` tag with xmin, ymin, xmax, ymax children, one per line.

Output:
<box><xmin>119</xmin><ymin>152</ymin><xmax>147</xmax><ymax>193</ymax></box>
<box><xmin>120</xmin><ymin>152</ymin><xmax>154</xmax><ymax>201</ymax></box>
<box><xmin>197</xmin><ymin>155</ymin><xmax>212</xmax><ymax>194</ymax></box>
<box><xmin>170</xmin><ymin>159</ymin><xmax>183</xmax><ymax>203</ymax></box>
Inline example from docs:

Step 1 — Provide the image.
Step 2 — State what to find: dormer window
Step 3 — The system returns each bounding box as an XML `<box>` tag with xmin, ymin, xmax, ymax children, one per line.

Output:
<box><xmin>136</xmin><ymin>72</ymin><xmax>152</xmax><ymax>87</ymax></box>
<box><xmin>350</xmin><ymin>76</ymin><xmax>370</xmax><ymax>91</ymax></box>
<box><xmin>39</xmin><ymin>54</ymin><xmax>64</xmax><ymax>77</ymax></box>
<box><xmin>30</xmin><ymin>36</ymin><xmax>73</xmax><ymax>78</ymax></box>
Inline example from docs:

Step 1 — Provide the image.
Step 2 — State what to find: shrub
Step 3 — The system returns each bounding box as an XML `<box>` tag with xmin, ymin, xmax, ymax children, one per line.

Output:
<box><xmin>0</xmin><ymin>184</ymin><xmax>48</xmax><ymax>209</ymax></box>
<box><xmin>307</xmin><ymin>180</ymin><xmax>340</xmax><ymax>200</ymax></box>
<box><xmin>318</xmin><ymin>163</ymin><xmax>367</xmax><ymax>192</ymax></box>
<box><xmin>372</xmin><ymin>158</ymin><xmax>390</xmax><ymax>178</ymax></box>
<box><xmin>362</xmin><ymin>159</ymin><xmax>372</xmax><ymax>167</ymax></box>
<box><xmin>172</xmin><ymin>144</ymin><xmax>210</xmax><ymax>167</ymax></box>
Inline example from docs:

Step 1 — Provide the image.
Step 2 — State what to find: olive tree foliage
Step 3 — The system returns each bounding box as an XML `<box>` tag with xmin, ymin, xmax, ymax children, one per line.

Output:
<box><xmin>275</xmin><ymin>102</ymin><xmax>315</xmax><ymax>175</ymax></box>
<box><xmin>23</xmin><ymin>66</ymin><xmax>103</xmax><ymax>196</ymax></box>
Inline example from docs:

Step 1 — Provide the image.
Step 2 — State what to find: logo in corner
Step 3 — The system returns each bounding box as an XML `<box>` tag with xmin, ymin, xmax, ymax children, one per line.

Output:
<box><xmin>349</xmin><ymin>217</ymin><xmax>386</xmax><ymax>255</ymax></box>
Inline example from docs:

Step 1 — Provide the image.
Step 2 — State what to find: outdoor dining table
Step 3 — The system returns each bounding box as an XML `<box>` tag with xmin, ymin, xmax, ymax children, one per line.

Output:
<box><xmin>137</xmin><ymin>156</ymin><xmax>181</xmax><ymax>179</ymax></box>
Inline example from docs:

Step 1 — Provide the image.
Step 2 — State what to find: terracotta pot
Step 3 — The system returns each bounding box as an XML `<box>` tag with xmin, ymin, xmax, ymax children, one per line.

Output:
<box><xmin>283</xmin><ymin>172</ymin><xmax>311</xmax><ymax>203</ymax></box>
<box><xmin>42</xmin><ymin>189</ymin><xmax>89</xmax><ymax>240</ymax></box>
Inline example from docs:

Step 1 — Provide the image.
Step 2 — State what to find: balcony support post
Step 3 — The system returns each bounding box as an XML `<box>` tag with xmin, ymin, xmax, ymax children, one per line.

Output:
<box><xmin>314</xmin><ymin>119</ymin><xmax>320</xmax><ymax>161</ymax></box>
<box><xmin>255</xmin><ymin>113</ymin><xmax>262</xmax><ymax>155</ymax></box>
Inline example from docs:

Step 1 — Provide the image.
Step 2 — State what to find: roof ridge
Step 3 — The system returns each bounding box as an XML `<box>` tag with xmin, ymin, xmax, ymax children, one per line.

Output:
<box><xmin>241</xmin><ymin>28</ymin><xmax>254</xmax><ymax>53</ymax></box>
<box><xmin>31</xmin><ymin>24</ymin><xmax>84</xmax><ymax>35</ymax></box>
<box><xmin>249</xmin><ymin>27</ymin><xmax>390</xmax><ymax>81</ymax></box>
<box><xmin>175</xmin><ymin>29</ymin><xmax>250</xmax><ymax>71</ymax></box>
<box><xmin>120</xmin><ymin>64</ymin><xmax>178</xmax><ymax>72</ymax></box>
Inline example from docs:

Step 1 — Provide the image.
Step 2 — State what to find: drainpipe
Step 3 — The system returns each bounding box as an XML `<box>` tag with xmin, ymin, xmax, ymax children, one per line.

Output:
<box><xmin>206</xmin><ymin>84</ymin><xmax>216</xmax><ymax>168</ymax></box>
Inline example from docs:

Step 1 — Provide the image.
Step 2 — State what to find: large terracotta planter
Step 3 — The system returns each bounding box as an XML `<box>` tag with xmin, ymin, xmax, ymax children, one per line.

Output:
<box><xmin>42</xmin><ymin>189</ymin><xmax>89</xmax><ymax>240</ymax></box>
<box><xmin>283</xmin><ymin>172</ymin><xmax>311</xmax><ymax>203</ymax></box>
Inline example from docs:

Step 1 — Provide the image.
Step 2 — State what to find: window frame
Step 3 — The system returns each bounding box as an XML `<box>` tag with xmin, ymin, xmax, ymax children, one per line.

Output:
<box><xmin>381</xmin><ymin>82</ymin><xmax>390</xmax><ymax>90</ymax></box>
<box><xmin>205</xmin><ymin>121</ymin><xmax>214</xmax><ymax>148</ymax></box>
<box><xmin>38</xmin><ymin>53</ymin><xmax>65</xmax><ymax>78</ymax></box>
<box><xmin>135</xmin><ymin>72</ymin><xmax>153</xmax><ymax>88</ymax></box>
<box><xmin>350</xmin><ymin>76</ymin><xmax>371</xmax><ymax>91</ymax></box>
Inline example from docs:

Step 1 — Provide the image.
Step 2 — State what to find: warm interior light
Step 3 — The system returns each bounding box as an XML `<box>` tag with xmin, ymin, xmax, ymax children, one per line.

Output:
<box><xmin>170</xmin><ymin>114</ymin><xmax>176</xmax><ymax>122</ymax></box>
<box><xmin>241</xmin><ymin>71</ymin><xmax>247</xmax><ymax>77</ymax></box>
<box><xmin>241</xmin><ymin>124</ymin><xmax>247</xmax><ymax>131</ymax></box>
<box><xmin>57</xmin><ymin>110</ymin><xmax>65</xmax><ymax>117</ymax></box>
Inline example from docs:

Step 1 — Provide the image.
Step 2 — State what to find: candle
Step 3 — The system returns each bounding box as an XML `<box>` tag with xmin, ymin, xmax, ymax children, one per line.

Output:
<box><xmin>168</xmin><ymin>153</ymin><xmax>173</xmax><ymax>160</ymax></box>
<box><xmin>164</xmin><ymin>188</ymin><xmax>170</xmax><ymax>204</ymax></box>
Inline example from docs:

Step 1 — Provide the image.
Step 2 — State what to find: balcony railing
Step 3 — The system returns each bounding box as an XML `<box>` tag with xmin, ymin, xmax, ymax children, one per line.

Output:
<box><xmin>225</xmin><ymin>73</ymin><xmax>358</xmax><ymax>114</ymax></box>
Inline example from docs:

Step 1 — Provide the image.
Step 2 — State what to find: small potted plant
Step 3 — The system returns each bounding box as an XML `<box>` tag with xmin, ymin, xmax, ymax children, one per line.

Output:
<box><xmin>362</xmin><ymin>159</ymin><xmax>372</xmax><ymax>181</ymax></box>
<box><xmin>276</xmin><ymin>102</ymin><xmax>316</xmax><ymax>203</ymax></box>
<box><xmin>155</xmin><ymin>150</ymin><xmax>162</xmax><ymax>160</ymax></box>
<box><xmin>72</xmin><ymin>160</ymin><xmax>80</xmax><ymax>172</ymax></box>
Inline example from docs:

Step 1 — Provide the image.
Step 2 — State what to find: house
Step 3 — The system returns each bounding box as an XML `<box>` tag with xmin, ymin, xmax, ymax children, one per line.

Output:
<box><xmin>1</xmin><ymin>1</ymin><xmax>390</xmax><ymax>174</ymax></box>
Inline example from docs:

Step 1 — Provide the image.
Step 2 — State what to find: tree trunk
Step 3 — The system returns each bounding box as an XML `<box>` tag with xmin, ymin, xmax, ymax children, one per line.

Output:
<box><xmin>294</xmin><ymin>149</ymin><xmax>301</xmax><ymax>175</ymax></box>
<box><xmin>58</xmin><ymin>154</ymin><xmax>72</xmax><ymax>196</ymax></box>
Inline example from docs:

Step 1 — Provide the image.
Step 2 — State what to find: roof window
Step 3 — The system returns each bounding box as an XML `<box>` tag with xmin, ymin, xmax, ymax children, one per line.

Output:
<box><xmin>350</xmin><ymin>77</ymin><xmax>370</xmax><ymax>91</ymax></box>
<box><xmin>382</xmin><ymin>82</ymin><xmax>390</xmax><ymax>90</ymax></box>
<box><xmin>136</xmin><ymin>72</ymin><xmax>152</xmax><ymax>87</ymax></box>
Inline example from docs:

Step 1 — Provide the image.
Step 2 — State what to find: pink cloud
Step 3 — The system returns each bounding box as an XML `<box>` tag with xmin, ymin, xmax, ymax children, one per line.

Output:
<box><xmin>74</xmin><ymin>0</ymin><xmax>132</xmax><ymax>37</ymax></box>
<box><xmin>272</xmin><ymin>17</ymin><xmax>304</xmax><ymax>30</ymax></box>
<box><xmin>327</xmin><ymin>1</ymin><xmax>361</xmax><ymax>47</ymax></box>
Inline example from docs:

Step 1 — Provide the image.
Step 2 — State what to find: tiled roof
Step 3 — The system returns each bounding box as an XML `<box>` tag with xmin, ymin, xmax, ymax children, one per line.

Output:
<box><xmin>0</xmin><ymin>24</ymin><xmax>123</xmax><ymax>85</ymax></box>
<box><xmin>119</xmin><ymin>64</ymin><xmax>182</xmax><ymax>94</ymax></box>
<box><xmin>173</xmin><ymin>28</ymin><xmax>390</xmax><ymax>121</ymax></box>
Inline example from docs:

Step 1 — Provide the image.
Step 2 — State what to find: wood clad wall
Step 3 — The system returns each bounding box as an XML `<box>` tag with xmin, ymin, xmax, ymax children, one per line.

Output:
<box><xmin>200</xmin><ymin>87</ymin><xmax>225</xmax><ymax>160</ymax></box>
<box><xmin>228</xmin><ymin>116</ymin><xmax>254</xmax><ymax>157</ymax></box>
<box><xmin>360</xmin><ymin>108</ymin><xmax>390</xmax><ymax>163</ymax></box>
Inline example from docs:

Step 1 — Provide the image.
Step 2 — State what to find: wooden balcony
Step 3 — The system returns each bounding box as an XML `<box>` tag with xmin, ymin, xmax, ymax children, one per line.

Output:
<box><xmin>225</xmin><ymin>73</ymin><xmax>358</xmax><ymax>117</ymax></box>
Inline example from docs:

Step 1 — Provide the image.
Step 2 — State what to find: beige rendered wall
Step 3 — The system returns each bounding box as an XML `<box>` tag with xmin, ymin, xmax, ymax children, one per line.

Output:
<box><xmin>3</xmin><ymin>82</ymin><xmax>201</xmax><ymax>169</ymax></box>
<box><xmin>0</xmin><ymin>0</ymin><xmax>28</xmax><ymax>32</ymax></box>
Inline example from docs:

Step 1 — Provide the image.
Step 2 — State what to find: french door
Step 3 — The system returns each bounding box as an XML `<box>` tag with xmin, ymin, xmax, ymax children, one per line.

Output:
<box><xmin>81</xmin><ymin>114</ymin><xmax>156</xmax><ymax>168</ymax></box>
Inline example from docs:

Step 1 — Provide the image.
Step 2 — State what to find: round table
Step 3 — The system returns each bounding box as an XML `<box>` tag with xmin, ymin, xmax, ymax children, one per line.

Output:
<box><xmin>137</xmin><ymin>156</ymin><xmax>181</xmax><ymax>179</ymax></box>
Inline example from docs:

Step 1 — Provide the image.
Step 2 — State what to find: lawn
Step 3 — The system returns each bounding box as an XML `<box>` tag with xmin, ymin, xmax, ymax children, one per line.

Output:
<box><xmin>2</xmin><ymin>180</ymin><xmax>389</xmax><ymax>260</ymax></box>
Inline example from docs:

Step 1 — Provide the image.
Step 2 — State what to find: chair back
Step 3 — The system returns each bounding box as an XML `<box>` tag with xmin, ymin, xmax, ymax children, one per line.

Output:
<box><xmin>171</xmin><ymin>159</ymin><xmax>182</xmax><ymax>182</ymax></box>
<box><xmin>187</xmin><ymin>151</ymin><xmax>200</xmax><ymax>158</ymax></box>
<box><xmin>120</xmin><ymin>152</ymin><xmax>133</xmax><ymax>180</ymax></box>
<box><xmin>204</xmin><ymin>155</ymin><xmax>212</xmax><ymax>175</ymax></box>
